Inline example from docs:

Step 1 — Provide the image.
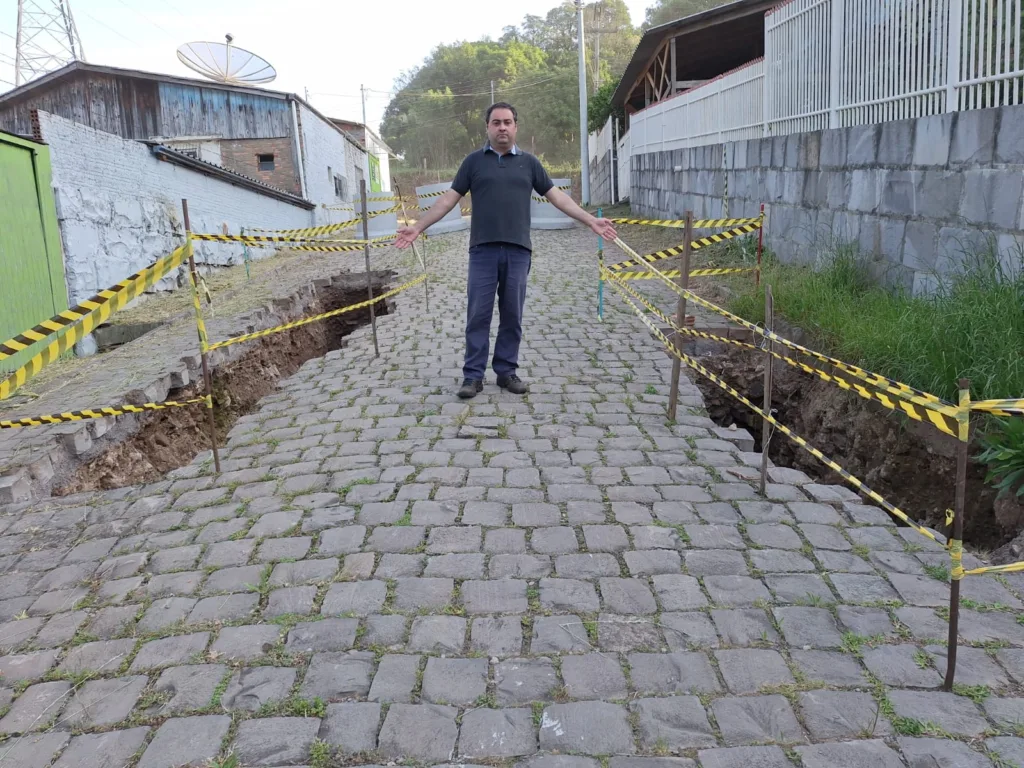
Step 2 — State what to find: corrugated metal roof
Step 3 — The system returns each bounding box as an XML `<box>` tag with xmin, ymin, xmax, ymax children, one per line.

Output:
<box><xmin>612</xmin><ymin>0</ymin><xmax>780</xmax><ymax>111</ymax></box>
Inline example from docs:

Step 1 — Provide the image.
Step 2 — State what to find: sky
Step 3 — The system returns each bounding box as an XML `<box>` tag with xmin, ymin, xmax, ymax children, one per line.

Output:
<box><xmin>0</xmin><ymin>0</ymin><xmax>652</xmax><ymax>132</ymax></box>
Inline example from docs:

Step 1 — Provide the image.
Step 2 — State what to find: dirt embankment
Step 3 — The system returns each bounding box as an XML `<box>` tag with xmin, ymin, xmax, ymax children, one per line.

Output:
<box><xmin>690</xmin><ymin>342</ymin><xmax>1021</xmax><ymax>560</ymax></box>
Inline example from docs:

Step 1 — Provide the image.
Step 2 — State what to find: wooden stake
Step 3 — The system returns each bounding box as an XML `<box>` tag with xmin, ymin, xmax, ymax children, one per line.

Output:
<box><xmin>759</xmin><ymin>284</ymin><xmax>774</xmax><ymax>496</ymax></box>
<box><xmin>181</xmin><ymin>199</ymin><xmax>221</xmax><ymax>474</ymax></box>
<box><xmin>597</xmin><ymin>207</ymin><xmax>605</xmax><ymax>322</ymax></box>
<box><xmin>667</xmin><ymin>211</ymin><xmax>693</xmax><ymax>421</ymax></box>
<box><xmin>756</xmin><ymin>203</ymin><xmax>765</xmax><ymax>289</ymax></box>
<box><xmin>360</xmin><ymin>180</ymin><xmax>380</xmax><ymax>358</ymax></box>
<box><xmin>943</xmin><ymin>378</ymin><xmax>971</xmax><ymax>691</ymax></box>
<box><xmin>392</xmin><ymin>179</ymin><xmax>430</xmax><ymax>313</ymax></box>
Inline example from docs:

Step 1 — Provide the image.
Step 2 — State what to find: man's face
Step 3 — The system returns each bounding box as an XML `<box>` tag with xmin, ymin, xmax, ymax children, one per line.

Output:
<box><xmin>486</xmin><ymin>108</ymin><xmax>518</xmax><ymax>151</ymax></box>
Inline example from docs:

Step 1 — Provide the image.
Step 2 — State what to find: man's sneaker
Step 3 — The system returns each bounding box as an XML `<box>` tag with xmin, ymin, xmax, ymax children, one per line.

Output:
<box><xmin>458</xmin><ymin>379</ymin><xmax>484</xmax><ymax>399</ymax></box>
<box><xmin>496</xmin><ymin>374</ymin><xmax>529</xmax><ymax>395</ymax></box>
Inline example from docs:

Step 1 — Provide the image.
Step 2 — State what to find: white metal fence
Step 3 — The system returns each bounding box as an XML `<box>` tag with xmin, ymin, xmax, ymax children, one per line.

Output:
<box><xmin>609</xmin><ymin>0</ymin><xmax>1024</xmax><ymax>160</ymax></box>
<box><xmin>590</xmin><ymin>116</ymin><xmax>615</xmax><ymax>165</ymax></box>
<box><xmin>617</xmin><ymin>129</ymin><xmax>630</xmax><ymax>202</ymax></box>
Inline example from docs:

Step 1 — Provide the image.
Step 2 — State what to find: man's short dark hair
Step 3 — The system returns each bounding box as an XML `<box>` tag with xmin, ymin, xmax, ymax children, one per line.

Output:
<box><xmin>486</xmin><ymin>102</ymin><xmax>518</xmax><ymax>124</ymax></box>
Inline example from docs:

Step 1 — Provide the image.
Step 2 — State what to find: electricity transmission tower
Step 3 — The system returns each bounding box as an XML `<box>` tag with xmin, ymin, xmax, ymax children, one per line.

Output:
<box><xmin>15</xmin><ymin>0</ymin><xmax>85</xmax><ymax>86</ymax></box>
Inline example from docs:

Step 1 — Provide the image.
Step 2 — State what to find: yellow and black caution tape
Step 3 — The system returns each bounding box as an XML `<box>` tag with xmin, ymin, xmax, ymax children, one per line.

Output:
<box><xmin>323</xmin><ymin>205</ymin><xmax>356</xmax><ymax>212</ymax></box>
<box><xmin>970</xmin><ymin>398</ymin><xmax>1024</xmax><ymax>416</ymax></box>
<box><xmin>419</xmin><ymin>184</ymin><xmax>569</xmax><ymax>204</ymax></box>
<box><xmin>610</xmin><ymin>237</ymin><xmax>959</xmax><ymax>429</ymax></box>
<box><xmin>247</xmin><ymin>221</ymin><xmax>357</xmax><ymax>237</ymax></box>
<box><xmin>608</xmin><ymin>216</ymin><xmax>763</xmax><ymax>229</ymax></box>
<box><xmin>607</xmin><ymin>222</ymin><xmax>763</xmax><ymax>273</ymax></box>
<box><xmin>0</xmin><ymin>245</ymin><xmax>190</xmax><ymax>401</ymax></box>
<box><xmin>208</xmin><ymin>274</ymin><xmax>427</xmax><ymax>351</ymax></box>
<box><xmin>186</xmin><ymin>257</ymin><xmax>210</xmax><ymax>354</ymax></box>
<box><xmin>0</xmin><ymin>396</ymin><xmax>209</xmax><ymax>430</ymax></box>
<box><xmin>603</xmin><ymin>271</ymin><xmax>942</xmax><ymax>546</ymax></box>
<box><xmin>617</xmin><ymin>266</ymin><xmax>756</xmax><ymax>280</ymax></box>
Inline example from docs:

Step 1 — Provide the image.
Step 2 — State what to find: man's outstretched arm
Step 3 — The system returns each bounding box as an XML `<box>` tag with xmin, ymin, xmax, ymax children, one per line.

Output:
<box><xmin>394</xmin><ymin>189</ymin><xmax>464</xmax><ymax>248</ymax></box>
<box><xmin>544</xmin><ymin>187</ymin><xmax>617</xmax><ymax>240</ymax></box>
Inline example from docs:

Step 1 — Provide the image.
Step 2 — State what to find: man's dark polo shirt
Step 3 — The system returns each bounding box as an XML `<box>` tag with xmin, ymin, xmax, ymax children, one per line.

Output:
<box><xmin>451</xmin><ymin>144</ymin><xmax>554</xmax><ymax>252</ymax></box>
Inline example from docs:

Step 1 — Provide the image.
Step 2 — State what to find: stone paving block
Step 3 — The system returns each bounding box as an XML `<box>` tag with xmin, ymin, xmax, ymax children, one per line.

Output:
<box><xmin>131</xmin><ymin>633</ymin><xmax>209</xmax><ymax>671</ymax></box>
<box><xmin>531</xmin><ymin>526</ymin><xmax>579</xmax><ymax>554</ymax></box>
<box><xmin>556</xmin><ymin>554</ymin><xmax>620</xmax><ymax>578</ymax></box>
<box><xmin>926</xmin><ymin>645</ymin><xmax>1010</xmax><ymax>688</ymax></box>
<box><xmin>687</xmin><ymin>524</ymin><xmax>745</xmax><ymax>550</ymax></box>
<box><xmin>299</xmin><ymin>650</ymin><xmax>374</xmax><ymax>700</ymax></box>
<box><xmin>888</xmin><ymin>573</ymin><xmax>949</xmax><ymax>607</ymax></box>
<box><xmin>422</xmin><ymin>656</ymin><xmax>488</xmax><ymax>705</ymax></box>
<box><xmin>136</xmin><ymin>714</ymin><xmax>231</xmax><ymax>768</ymax></box>
<box><xmin>378</xmin><ymin>703</ymin><xmax>459</xmax><ymax>762</ymax></box>
<box><xmin>540</xmin><ymin>578</ymin><xmax>599</xmax><ymax>612</ymax></box>
<box><xmin>375</xmin><ymin>553</ymin><xmax>425</xmax><ymax>578</ymax></box>
<box><xmin>201</xmin><ymin>564</ymin><xmax>262</xmax><ymax>595</ymax></box>
<box><xmin>412</xmin><ymin>501</ymin><xmax>458</xmax><ymax>526</ymax></box>
<box><xmin>322</xmin><ymin>581</ymin><xmax>387</xmax><ymax>616</ymax></box>
<box><xmin>369</xmin><ymin>653</ymin><xmax>420</xmax><ymax>703</ymax></box>
<box><xmin>624</xmin><ymin>549</ymin><xmax>682</xmax><ymax>575</ymax></box>
<box><xmin>630</xmin><ymin>696</ymin><xmax>717</xmax><ymax>750</ymax></box>
<box><xmin>58</xmin><ymin>639</ymin><xmax>134</xmax><ymax>675</ymax></box>
<box><xmin>985</xmin><ymin>737</ymin><xmax>1024</xmax><ymax>767</ymax></box>
<box><xmin>366</xmin><ymin>525</ymin><xmax>423</xmax><ymax>553</ymax></box>
<box><xmin>898</xmin><ymin>737</ymin><xmax>995</xmax><ymax>768</ymax></box>
<box><xmin>210</xmin><ymin>624</ymin><xmax>281</xmax><ymax>661</ymax></box>
<box><xmin>829</xmin><ymin>573</ymin><xmax>899</xmax><ymax>603</ymax></box>
<box><xmin>0</xmin><ymin>731</ymin><xmax>71</xmax><ymax>768</ymax></box>
<box><xmin>630</xmin><ymin>525</ymin><xmax>682</xmax><ymax>550</ymax></box>
<box><xmin>887</xmin><ymin>690</ymin><xmax>990</xmax><ymax>736</ymax></box>
<box><xmin>766</xmin><ymin>574</ymin><xmax>835</xmax><ymax>604</ymax></box>
<box><xmin>599</xmin><ymin>577</ymin><xmax>657</xmax><ymax>615</ymax></box>
<box><xmin>583</xmin><ymin>525</ymin><xmax>629</xmax><ymax>552</ymax></box>
<box><xmin>490</xmin><ymin>555</ymin><xmax>553</xmax><ymax>579</ymax></box>
<box><xmin>201</xmin><ymin>539</ymin><xmax>255</xmax><ymax>568</ymax></box>
<box><xmin>958</xmin><ymin>609</ymin><xmax>1024</xmax><ymax>645</ymax></box>
<box><xmin>423</xmin><ymin>553</ymin><xmax>485</xmax><ymax>579</ymax></box>
<box><xmin>704</xmin><ymin>576</ymin><xmax>771</xmax><ymax>607</ymax></box>
<box><xmin>459</xmin><ymin>707</ymin><xmax>538</xmax><ymax>758</ymax></box>
<box><xmin>652</xmin><ymin>575</ymin><xmax>708</xmax><ymax>611</ymax></box>
<box><xmin>258</xmin><ymin>536</ymin><xmax>312</xmax><ymax>562</ymax></box>
<box><xmin>798</xmin><ymin>690</ymin><xmax>889</xmax><ymax>739</ymax></box>
<box><xmin>232</xmin><ymin>716</ymin><xmax>319</xmax><ymax>766</ymax></box>
<box><xmin>513</xmin><ymin>503</ymin><xmax>562</xmax><ymax>527</ymax></box>
<box><xmin>268</xmin><ymin>558</ymin><xmax>337</xmax><ymax>587</ymax></box>
<box><xmin>686</xmin><ymin>550</ymin><xmax>748</xmax><ymax>576</ymax></box>
<box><xmin>0</xmin><ymin>680</ymin><xmax>70</xmax><ymax>733</ymax></box>
<box><xmin>795</xmin><ymin>740</ymin><xmax>905</xmax><ymax>768</ymax></box>
<box><xmin>696</xmin><ymin>746</ymin><xmax>792</xmax><ymax>768</ymax></box>
<box><xmin>746</xmin><ymin>523</ymin><xmax>803</xmax><ymax>550</ymax></box>
<box><xmin>34</xmin><ymin>611</ymin><xmax>87</xmax><ymax>648</ymax></box>
<box><xmin>711</xmin><ymin>694</ymin><xmax>805</xmax><ymax>746</ymax></box>
<box><xmin>532</xmin><ymin>614</ymin><xmax>592</xmax><ymax>653</ymax></box>
<box><xmin>628</xmin><ymin>651</ymin><xmax>721</xmax><ymax>694</ymax></box>
<box><xmin>598</xmin><ymin>613</ymin><xmax>664</xmax><ymax>652</ymax></box>
<box><xmin>52</xmin><ymin>729</ymin><xmax>151</xmax><ymax>768</ymax></box>
<box><xmin>715</xmin><ymin>649</ymin><xmax>794</xmax><ymax>693</ymax></box>
<box><xmin>496</xmin><ymin>657</ymin><xmax>558</xmax><ymax>704</ymax></box>
<box><xmin>862</xmin><ymin>645</ymin><xmax>942</xmax><ymax>687</ymax></box>
<box><xmin>148</xmin><ymin>664</ymin><xmax>227</xmax><ymax>715</ymax></box>
<box><xmin>837</xmin><ymin>605</ymin><xmax>896</xmax><ymax>637</ymax></box>
<box><xmin>712</xmin><ymin>608</ymin><xmax>778</xmax><ymax>646</ymax></box>
<box><xmin>539</xmin><ymin>701</ymin><xmax>636</xmax><ymax>754</ymax></box>
<box><xmin>221</xmin><ymin>667</ymin><xmax>297</xmax><ymax>712</ymax></box>
<box><xmin>772</xmin><ymin>606</ymin><xmax>842</xmax><ymax>648</ymax></box>
<box><xmin>320</xmin><ymin>701</ymin><xmax>382</xmax><ymax>754</ymax></box>
<box><xmin>265</xmin><ymin>585</ymin><xmax>317</xmax><ymax>617</ymax></box>
<box><xmin>282</xmin><ymin>618</ymin><xmax>357</xmax><ymax>654</ymax></box>
<box><xmin>463</xmin><ymin>579</ymin><xmax>528</xmax><ymax>614</ymax></box>
<box><xmin>562</xmin><ymin>653</ymin><xmax>627</xmax><ymax>699</ymax></box>
<box><xmin>790</xmin><ymin>648</ymin><xmax>868</xmax><ymax>687</ymax></box>
<box><xmin>394</xmin><ymin>577</ymin><xmax>454</xmax><ymax>611</ymax></box>
<box><xmin>408</xmin><ymin>615</ymin><xmax>465</xmax><ymax>653</ymax></box>
<box><xmin>60</xmin><ymin>675</ymin><xmax>148</xmax><ymax>729</ymax></box>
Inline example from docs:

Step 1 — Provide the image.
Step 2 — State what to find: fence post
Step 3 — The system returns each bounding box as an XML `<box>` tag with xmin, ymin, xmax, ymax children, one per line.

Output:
<box><xmin>392</xmin><ymin>179</ymin><xmax>430</xmax><ymax>313</ymax></box>
<box><xmin>597</xmin><ymin>207</ymin><xmax>605</xmax><ymax>322</ymax></box>
<box><xmin>943</xmin><ymin>377</ymin><xmax>971</xmax><ymax>690</ymax></box>
<box><xmin>360</xmin><ymin>180</ymin><xmax>380</xmax><ymax>358</ymax></box>
<box><xmin>180</xmin><ymin>199</ymin><xmax>221</xmax><ymax>474</ymax></box>
<box><xmin>667</xmin><ymin>211</ymin><xmax>693</xmax><ymax>421</ymax></box>
<box><xmin>759</xmin><ymin>284</ymin><xmax>774</xmax><ymax>496</ymax></box>
<box><xmin>945</xmin><ymin>0</ymin><xmax>964</xmax><ymax>112</ymax></box>
<box><xmin>828</xmin><ymin>0</ymin><xmax>845</xmax><ymax>128</ymax></box>
<box><xmin>756</xmin><ymin>203</ymin><xmax>765</xmax><ymax>289</ymax></box>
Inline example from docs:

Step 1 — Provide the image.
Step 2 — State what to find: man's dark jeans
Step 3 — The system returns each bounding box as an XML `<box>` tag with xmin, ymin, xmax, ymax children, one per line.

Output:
<box><xmin>464</xmin><ymin>242</ymin><xmax>531</xmax><ymax>381</ymax></box>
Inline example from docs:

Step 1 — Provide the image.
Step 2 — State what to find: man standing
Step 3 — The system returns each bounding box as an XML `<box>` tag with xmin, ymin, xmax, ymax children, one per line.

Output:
<box><xmin>395</xmin><ymin>102</ymin><xmax>617</xmax><ymax>399</ymax></box>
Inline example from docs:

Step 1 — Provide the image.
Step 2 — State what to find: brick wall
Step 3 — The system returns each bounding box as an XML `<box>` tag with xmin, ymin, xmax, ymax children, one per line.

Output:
<box><xmin>38</xmin><ymin>111</ymin><xmax>313</xmax><ymax>306</ymax></box>
<box><xmin>630</xmin><ymin>104</ymin><xmax>1024</xmax><ymax>293</ymax></box>
<box><xmin>220</xmin><ymin>137</ymin><xmax>301</xmax><ymax>195</ymax></box>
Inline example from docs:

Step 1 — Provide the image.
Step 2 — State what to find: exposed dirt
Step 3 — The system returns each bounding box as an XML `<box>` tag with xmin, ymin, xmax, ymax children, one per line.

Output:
<box><xmin>54</xmin><ymin>279</ymin><xmax>387</xmax><ymax>495</ymax></box>
<box><xmin>689</xmin><ymin>342</ymin><xmax>1010</xmax><ymax>555</ymax></box>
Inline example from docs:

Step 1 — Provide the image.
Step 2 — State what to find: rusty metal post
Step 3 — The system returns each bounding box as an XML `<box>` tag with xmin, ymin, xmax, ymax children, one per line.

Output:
<box><xmin>392</xmin><ymin>179</ymin><xmax>430</xmax><ymax>313</ymax></box>
<box><xmin>667</xmin><ymin>211</ymin><xmax>693</xmax><ymax>421</ymax></box>
<box><xmin>360</xmin><ymin>180</ymin><xmax>380</xmax><ymax>358</ymax></box>
<box><xmin>181</xmin><ymin>199</ymin><xmax>221</xmax><ymax>474</ymax></box>
<box><xmin>756</xmin><ymin>203</ymin><xmax>765</xmax><ymax>289</ymax></box>
<box><xmin>759</xmin><ymin>284</ymin><xmax>774</xmax><ymax>496</ymax></box>
<box><xmin>943</xmin><ymin>378</ymin><xmax>971</xmax><ymax>691</ymax></box>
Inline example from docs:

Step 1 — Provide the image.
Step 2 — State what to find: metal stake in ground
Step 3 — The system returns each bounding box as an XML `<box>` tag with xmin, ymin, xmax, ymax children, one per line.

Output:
<box><xmin>667</xmin><ymin>211</ymin><xmax>694</xmax><ymax>421</ymax></box>
<box><xmin>756</xmin><ymin>203</ymin><xmax>765</xmax><ymax>289</ymax></box>
<box><xmin>180</xmin><ymin>199</ymin><xmax>221</xmax><ymax>474</ymax></box>
<box><xmin>943</xmin><ymin>377</ymin><xmax>971</xmax><ymax>691</ymax></box>
<box><xmin>360</xmin><ymin>180</ymin><xmax>380</xmax><ymax>358</ymax></box>
<box><xmin>759</xmin><ymin>284</ymin><xmax>774</xmax><ymax>496</ymax></box>
<box><xmin>392</xmin><ymin>179</ymin><xmax>430</xmax><ymax>313</ymax></box>
<box><xmin>597</xmin><ymin>207</ymin><xmax>605</xmax><ymax>322</ymax></box>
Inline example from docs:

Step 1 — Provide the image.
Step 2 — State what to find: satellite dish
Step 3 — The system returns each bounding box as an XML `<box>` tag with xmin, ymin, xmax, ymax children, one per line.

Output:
<box><xmin>177</xmin><ymin>35</ymin><xmax>277</xmax><ymax>85</ymax></box>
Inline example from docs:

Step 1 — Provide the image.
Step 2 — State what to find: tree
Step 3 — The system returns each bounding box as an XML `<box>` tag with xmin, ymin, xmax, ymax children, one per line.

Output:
<box><xmin>587</xmin><ymin>78</ymin><xmax>622</xmax><ymax>133</ymax></box>
<box><xmin>643</xmin><ymin>0</ymin><xmax>733</xmax><ymax>29</ymax></box>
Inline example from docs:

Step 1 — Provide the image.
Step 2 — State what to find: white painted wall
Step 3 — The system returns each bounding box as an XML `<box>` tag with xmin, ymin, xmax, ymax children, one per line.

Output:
<box><xmin>297</xmin><ymin>102</ymin><xmax>364</xmax><ymax>224</ymax></box>
<box><xmin>38</xmin><ymin>111</ymin><xmax>314</xmax><ymax>305</ymax></box>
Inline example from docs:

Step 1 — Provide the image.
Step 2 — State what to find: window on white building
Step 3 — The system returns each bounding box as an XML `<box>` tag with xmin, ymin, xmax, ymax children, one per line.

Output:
<box><xmin>257</xmin><ymin>153</ymin><xmax>275</xmax><ymax>171</ymax></box>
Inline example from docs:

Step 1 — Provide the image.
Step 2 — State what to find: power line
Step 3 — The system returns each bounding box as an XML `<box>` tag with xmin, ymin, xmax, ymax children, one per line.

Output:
<box><xmin>111</xmin><ymin>0</ymin><xmax>175</xmax><ymax>37</ymax></box>
<box><xmin>74</xmin><ymin>8</ymin><xmax>134</xmax><ymax>43</ymax></box>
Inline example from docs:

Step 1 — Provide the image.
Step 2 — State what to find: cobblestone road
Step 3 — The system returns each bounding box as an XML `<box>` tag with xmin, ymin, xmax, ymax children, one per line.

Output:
<box><xmin>0</xmin><ymin>228</ymin><xmax>1022</xmax><ymax>768</ymax></box>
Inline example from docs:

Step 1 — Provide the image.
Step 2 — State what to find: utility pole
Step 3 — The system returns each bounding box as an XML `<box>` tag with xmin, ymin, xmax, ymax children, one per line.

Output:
<box><xmin>360</xmin><ymin>84</ymin><xmax>368</xmax><ymax>129</ymax></box>
<box><xmin>577</xmin><ymin>0</ymin><xmax>591</xmax><ymax>205</ymax></box>
<box><xmin>491</xmin><ymin>80</ymin><xmax>495</xmax><ymax>105</ymax></box>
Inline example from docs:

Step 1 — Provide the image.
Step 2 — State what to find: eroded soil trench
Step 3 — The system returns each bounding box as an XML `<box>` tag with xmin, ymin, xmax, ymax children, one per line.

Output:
<box><xmin>687</xmin><ymin>340</ymin><xmax>1020</xmax><ymax>561</ymax></box>
<box><xmin>54</xmin><ymin>273</ymin><xmax>390</xmax><ymax>495</ymax></box>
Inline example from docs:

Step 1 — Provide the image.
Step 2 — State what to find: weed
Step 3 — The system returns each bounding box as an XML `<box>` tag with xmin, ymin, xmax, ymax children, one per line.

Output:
<box><xmin>309</xmin><ymin>739</ymin><xmax>332</xmax><ymax>768</ymax></box>
<box><xmin>953</xmin><ymin>683</ymin><xmax>990</xmax><ymax>704</ymax></box>
<box><xmin>644</xmin><ymin>385</ymin><xmax>657</xmax><ymax>395</ymax></box>
<box><xmin>923</xmin><ymin>563</ymin><xmax>950</xmax><ymax>582</ymax></box>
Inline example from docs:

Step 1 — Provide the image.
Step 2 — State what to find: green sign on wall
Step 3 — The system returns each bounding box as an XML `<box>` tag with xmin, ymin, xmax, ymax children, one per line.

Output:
<box><xmin>368</xmin><ymin>154</ymin><xmax>382</xmax><ymax>193</ymax></box>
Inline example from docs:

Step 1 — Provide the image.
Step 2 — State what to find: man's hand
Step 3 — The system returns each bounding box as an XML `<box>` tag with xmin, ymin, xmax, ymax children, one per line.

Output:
<box><xmin>589</xmin><ymin>217</ymin><xmax>618</xmax><ymax>242</ymax></box>
<box><xmin>394</xmin><ymin>226</ymin><xmax>421</xmax><ymax>249</ymax></box>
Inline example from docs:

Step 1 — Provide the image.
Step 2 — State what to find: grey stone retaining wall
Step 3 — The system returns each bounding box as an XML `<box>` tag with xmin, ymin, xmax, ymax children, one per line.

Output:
<box><xmin>630</xmin><ymin>103</ymin><xmax>1024</xmax><ymax>293</ymax></box>
<box><xmin>589</xmin><ymin>149</ymin><xmax>615</xmax><ymax>207</ymax></box>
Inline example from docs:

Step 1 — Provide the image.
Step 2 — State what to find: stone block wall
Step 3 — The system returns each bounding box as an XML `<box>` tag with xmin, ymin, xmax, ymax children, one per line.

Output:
<box><xmin>589</xmin><ymin>149</ymin><xmax>615</xmax><ymax>207</ymax></box>
<box><xmin>38</xmin><ymin>111</ymin><xmax>314</xmax><ymax>306</ymax></box>
<box><xmin>630</xmin><ymin>104</ymin><xmax>1024</xmax><ymax>292</ymax></box>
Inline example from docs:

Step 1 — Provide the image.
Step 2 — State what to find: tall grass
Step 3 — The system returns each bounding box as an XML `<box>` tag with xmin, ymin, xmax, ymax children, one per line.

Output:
<box><xmin>729</xmin><ymin>241</ymin><xmax>1024</xmax><ymax>404</ymax></box>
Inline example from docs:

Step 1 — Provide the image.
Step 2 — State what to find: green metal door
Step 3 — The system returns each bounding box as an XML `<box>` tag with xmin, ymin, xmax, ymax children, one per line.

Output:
<box><xmin>0</xmin><ymin>132</ymin><xmax>67</xmax><ymax>376</ymax></box>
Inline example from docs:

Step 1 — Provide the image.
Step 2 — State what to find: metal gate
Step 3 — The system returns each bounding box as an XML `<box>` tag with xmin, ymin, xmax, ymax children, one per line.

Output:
<box><xmin>0</xmin><ymin>131</ymin><xmax>67</xmax><ymax>376</ymax></box>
